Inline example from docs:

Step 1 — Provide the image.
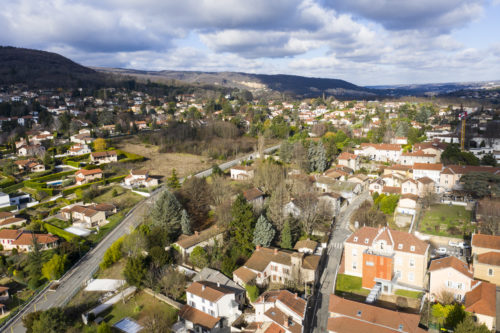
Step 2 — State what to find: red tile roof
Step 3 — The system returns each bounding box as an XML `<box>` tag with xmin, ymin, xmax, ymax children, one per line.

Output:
<box><xmin>465</xmin><ymin>281</ymin><xmax>496</xmax><ymax>317</ymax></box>
<box><xmin>243</xmin><ymin>188</ymin><xmax>264</xmax><ymax>201</ymax></box>
<box><xmin>402</xmin><ymin>150</ymin><xmax>435</xmax><ymax>157</ymax></box>
<box><xmin>76</xmin><ymin>168</ymin><xmax>102</xmax><ymax>176</ymax></box>
<box><xmin>382</xmin><ymin>186</ymin><xmax>401</xmax><ymax>194</ymax></box>
<box><xmin>338</xmin><ymin>152</ymin><xmax>357</xmax><ymax>160</ymax></box>
<box><xmin>412</xmin><ymin>163</ymin><xmax>443</xmax><ymax>171</ymax></box>
<box><xmin>476</xmin><ymin>251</ymin><xmax>500</xmax><ymax>266</ymax></box>
<box><xmin>441</xmin><ymin>165</ymin><xmax>500</xmax><ymax>175</ymax></box>
<box><xmin>360</xmin><ymin>143</ymin><xmax>401</xmax><ymax>151</ymax></box>
<box><xmin>472</xmin><ymin>234</ymin><xmax>500</xmax><ymax>251</ymax></box>
<box><xmin>428</xmin><ymin>256</ymin><xmax>473</xmax><ymax>278</ymax></box>
<box><xmin>178</xmin><ymin>304</ymin><xmax>220</xmax><ymax>329</ymax></box>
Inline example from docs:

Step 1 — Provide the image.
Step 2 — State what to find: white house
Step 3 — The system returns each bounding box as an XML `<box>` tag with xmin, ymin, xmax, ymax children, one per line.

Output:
<box><xmin>254</xmin><ymin>290</ymin><xmax>307</xmax><ymax>333</ymax></box>
<box><xmin>230</xmin><ymin>165</ymin><xmax>254</xmax><ymax>180</ymax></box>
<box><xmin>412</xmin><ymin>163</ymin><xmax>442</xmax><ymax>187</ymax></box>
<box><xmin>337</xmin><ymin>152</ymin><xmax>359</xmax><ymax>171</ymax></box>
<box><xmin>428</xmin><ymin>256</ymin><xmax>474</xmax><ymax>302</ymax></box>
<box><xmin>124</xmin><ymin>169</ymin><xmax>158</xmax><ymax>188</ymax></box>
<box><xmin>173</xmin><ymin>226</ymin><xmax>224</xmax><ymax>258</ymax></box>
<box><xmin>399</xmin><ymin>150</ymin><xmax>437</xmax><ymax>166</ymax></box>
<box><xmin>354</xmin><ymin>143</ymin><xmax>402</xmax><ymax>162</ymax></box>
<box><xmin>179</xmin><ymin>281</ymin><xmax>242</xmax><ymax>332</ymax></box>
<box><xmin>68</xmin><ymin>144</ymin><xmax>91</xmax><ymax>156</ymax></box>
<box><xmin>396</xmin><ymin>194</ymin><xmax>418</xmax><ymax>215</ymax></box>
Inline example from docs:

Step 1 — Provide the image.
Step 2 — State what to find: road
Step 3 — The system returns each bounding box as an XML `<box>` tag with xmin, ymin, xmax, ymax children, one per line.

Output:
<box><xmin>1</xmin><ymin>144</ymin><xmax>280</xmax><ymax>333</ymax></box>
<box><xmin>309</xmin><ymin>190</ymin><xmax>371</xmax><ymax>333</ymax></box>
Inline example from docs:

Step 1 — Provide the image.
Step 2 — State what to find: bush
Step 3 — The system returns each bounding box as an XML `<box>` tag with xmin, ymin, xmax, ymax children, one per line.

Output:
<box><xmin>43</xmin><ymin>223</ymin><xmax>80</xmax><ymax>242</ymax></box>
<box><xmin>100</xmin><ymin>236</ymin><xmax>124</xmax><ymax>269</ymax></box>
<box><xmin>379</xmin><ymin>195</ymin><xmax>400</xmax><ymax>214</ymax></box>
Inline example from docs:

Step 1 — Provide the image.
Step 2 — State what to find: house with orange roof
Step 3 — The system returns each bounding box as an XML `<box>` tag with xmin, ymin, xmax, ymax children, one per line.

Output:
<box><xmin>412</xmin><ymin>163</ymin><xmax>442</xmax><ymax>189</ymax></box>
<box><xmin>439</xmin><ymin>165</ymin><xmax>500</xmax><ymax>193</ymax></box>
<box><xmin>230</xmin><ymin>165</ymin><xmax>255</xmax><ymax>180</ymax></box>
<box><xmin>464</xmin><ymin>281</ymin><xmax>497</xmax><ymax>330</ymax></box>
<box><xmin>123</xmin><ymin>169</ymin><xmax>158</xmax><ymax>188</ymax></box>
<box><xmin>343</xmin><ymin>227</ymin><xmax>430</xmax><ymax>294</ymax></box>
<box><xmin>337</xmin><ymin>152</ymin><xmax>359</xmax><ymax>171</ymax></box>
<box><xmin>254</xmin><ymin>290</ymin><xmax>306</xmax><ymax>333</ymax></box>
<box><xmin>173</xmin><ymin>225</ymin><xmax>224</xmax><ymax>259</ymax></box>
<box><xmin>428</xmin><ymin>256</ymin><xmax>474</xmax><ymax>302</ymax></box>
<box><xmin>75</xmin><ymin>168</ymin><xmax>102</xmax><ymax>185</ymax></box>
<box><xmin>0</xmin><ymin>229</ymin><xmax>58</xmax><ymax>252</ymax></box>
<box><xmin>354</xmin><ymin>143</ymin><xmax>402</xmax><ymax>163</ymax></box>
<box><xmin>14</xmin><ymin>158</ymin><xmax>45</xmax><ymax>173</ymax></box>
<box><xmin>327</xmin><ymin>295</ymin><xmax>426</xmax><ymax>333</ymax></box>
<box><xmin>399</xmin><ymin>150</ymin><xmax>437</xmax><ymax>166</ymax></box>
<box><xmin>471</xmin><ymin>233</ymin><xmax>500</xmax><ymax>286</ymax></box>
<box><xmin>68</xmin><ymin>143</ymin><xmax>91</xmax><ymax>156</ymax></box>
<box><xmin>179</xmin><ymin>280</ymin><xmax>242</xmax><ymax>332</ymax></box>
<box><xmin>0</xmin><ymin>211</ymin><xmax>26</xmax><ymax>228</ymax></box>
<box><xmin>90</xmin><ymin>150</ymin><xmax>117</xmax><ymax>164</ymax></box>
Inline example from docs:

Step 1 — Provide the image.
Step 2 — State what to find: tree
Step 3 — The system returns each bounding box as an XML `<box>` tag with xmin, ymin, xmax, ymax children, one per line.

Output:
<box><xmin>25</xmin><ymin>308</ymin><xmax>68</xmax><ymax>333</ymax></box>
<box><xmin>180</xmin><ymin>176</ymin><xmax>210</xmax><ymax>228</ymax></box>
<box><xmin>279</xmin><ymin>140</ymin><xmax>294</xmax><ymax>163</ymax></box>
<box><xmin>379</xmin><ymin>195</ymin><xmax>400</xmax><ymax>214</ymax></box>
<box><xmin>477</xmin><ymin>198</ymin><xmax>500</xmax><ymax>235</ymax></box>
<box><xmin>149</xmin><ymin>246</ymin><xmax>171</xmax><ymax>269</ymax></box>
<box><xmin>421</xmin><ymin>190</ymin><xmax>438</xmax><ymax>209</ymax></box>
<box><xmin>280</xmin><ymin>220</ymin><xmax>293</xmax><ymax>249</ymax></box>
<box><xmin>122</xmin><ymin>230</ymin><xmax>148</xmax><ymax>257</ymax></box>
<box><xmin>27</xmin><ymin>235</ymin><xmax>43</xmax><ymax>289</ymax></box>
<box><xmin>253</xmin><ymin>215</ymin><xmax>275</xmax><ymax>247</ymax></box>
<box><xmin>292</xmin><ymin>142</ymin><xmax>309</xmax><ymax>171</ymax></box>
<box><xmin>42</xmin><ymin>254</ymin><xmax>67</xmax><ymax>281</ymax></box>
<box><xmin>432</xmin><ymin>303</ymin><xmax>452</xmax><ymax>326</ymax></box>
<box><xmin>123</xmin><ymin>255</ymin><xmax>148</xmax><ymax>287</ymax></box>
<box><xmin>160</xmin><ymin>267</ymin><xmax>187</xmax><ymax>300</ymax></box>
<box><xmin>100</xmin><ymin>236</ymin><xmax>124</xmax><ymax>269</ymax></box>
<box><xmin>150</xmin><ymin>190</ymin><xmax>183</xmax><ymax>241</ymax></box>
<box><xmin>461</xmin><ymin>172</ymin><xmax>500</xmax><ymax>198</ymax></box>
<box><xmin>454</xmin><ymin>316</ymin><xmax>490</xmax><ymax>333</ymax></box>
<box><xmin>190</xmin><ymin>246</ymin><xmax>209</xmax><ymax>268</ymax></box>
<box><xmin>142</xmin><ymin>310</ymin><xmax>172</xmax><ymax>333</ymax></box>
<box><xmin>442</xmin><ymin>144</ymin><xmax>480</xmax><ymax>166</ymax></box>
<box><xmin>211</xmin><ymin>164</ymin><xmax>223</xmax><ymax>176</ymax></box>
<box><xmin>351</xmin><ymin>201</ymin><xmax>387</xmax><ymax>228</ymax></box>
<box><xmin>180</xmin><ymin>209</ymin><xmax>192</xmax><ymax>235</ymax></box>
<box><xmin>94</xmin><ymin>138</ymin><xmax>107</xmax><ymax>151</ymax></box>
<box><xmin>481</xmin><ymin>152</ymin><xmax>497</xmax><ymax>166</ymax></box>
<box><xmin>253</xmin><ymin>159</ymin><xmax>285</xmax><ymax>194</ymax></box>
<box><xmin>229</xmin><ymin>194</ymin><xmax>256</xmax><ymax>255</ymax></box>
<box><xmin>166</xmin><ymin>169</ymin><xmax>181</xmax><ymax>189</ymax></box>
<box><xmin>308</xmin><ymin>141</ymin><xmax>328</xmax><ymax>173</ymax></box>
<box><xmin>293</xmin><ymin>193</ymin><xmax>333</xmax><ymax>235</ymax></box>
<box><xmin>445</xmin><ymin>303</ymin><xmax>467</xmax><ymax>329</ymax></box>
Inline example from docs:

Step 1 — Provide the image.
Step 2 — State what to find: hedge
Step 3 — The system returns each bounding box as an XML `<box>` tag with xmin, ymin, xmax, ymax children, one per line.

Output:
<box><xmin>61</xmin><ymin>175</ymin><xmax>126</xmax><ymax>196</ymax></box>
<box><xmin>115</xmin><ymin>150</ymin><xmax>145</xmax><ymax>163</ymax></box>
<box><xmin>0</xmin><ymin>179</ymin><xmax>16</xmax><ymax>188</ymax></box>
<box><xmin>2</xmin><ymin>183</ymin><xmax>24</xmax><ymax>194</ymax></box>
<box><xmin>31</xmin><ymin>170</ymin><xmax>75</xmax><ymax>182</ymax></box>
<box><xmin>0</xmin><ymin>205</ymin><xmax>17</xmax><ymax>212</ymax></box>
<box><xmin>65</xmin><ymin>160</ymin><xmax>82</xmax><ymax>168</ymax></box>
<box><xmin>43</xmin><ymin>222</ymin><xmax>81</xmax><ymax>242</ymax></box>
<box><xmin>23</xmin><ymin>181</ymin><xmax>46</xmax><ymax>190</ymax></box>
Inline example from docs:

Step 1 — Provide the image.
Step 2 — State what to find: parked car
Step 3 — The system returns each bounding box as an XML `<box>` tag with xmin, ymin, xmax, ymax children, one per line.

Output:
<box><xmin>448</xmin><ymin>240</ymin><xmax>459</xmax><ymax>247</ymax></box>
<box><xmin>436</xmin><ymin>247</ymin><xmax>447</xmax><ymax>255</ymax></box>
<box><xmin>458</xmin><ymin>242</ymin><xmax>470</xmax><ymax>249</ymax></box>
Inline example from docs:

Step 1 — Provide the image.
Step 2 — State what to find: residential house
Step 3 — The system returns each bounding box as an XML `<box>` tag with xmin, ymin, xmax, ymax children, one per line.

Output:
<box><xmin>399</xmin><ymin>150</ymin><xmax>436</xmax><ymax>166</ymax></box>
<box><xmin>124</xmin><ymin>169</ymin><xmax>158</xmax><ymax>187</ymax></box>
<box><xmin>70</xmin><ymin>133</ymin><xmax>94</xmax><ymax>144</ymax></box>
<box><xmin>347</xmin><ymin>174</ymin><xmax>369</xmax><ymax>190</ymax></box>
<box><xmin>439</xmin><ymin>165</ymin><xmax>500</xmax><ymax>193</ymax></box>
<box><xmin>396</xmin><ymin>194</ymin><xmax>418</xmax><ymax>216</ymax></box>
<box><xmin>283</xmin><ymin>192</ymin><xmax>340</xmax><ymax>222</ymax></box>
<box><xmin>383</xmin><ymin>164</ymin><xmax>412</xmax><ymax>178</ymax></box>
<box><xmin>428</xmin><ymin>256</ymin><xmax>474</xmax><ymax>302</ymax></box>
<box><xmin>354</xmin><ymin>143</ymin><xmax>402</xmax><ymax>163</ymax></box>
<box><xmin>0</xmin><ymin>230</ymin><xmax>58</xmax><ymax>252</ymax></box>
<box><xmin>471</xmin><ymin>233</ymin><xmax>500</xmax><ymax>286</ymax></box>
<box><xmin>193</xmin><ymin>268</ymin><xmax>246</xmax><ymax>305</ymax></box>
<box><xmin>368</xmin><ymin>178</ymin><xmax>385</xmax><ymax>195</ymax></box>
<box><xmin>327</xmin><ymin>295</ymin><xmax>425</xmax><ymax>333</ymax></box>
<box><xmin>243</xmin><ymin>187</ymin><xmax>265</xmax><ymax>210</ymax></box>
<box><xmin>90</xmin><ymin>150</ymin><xmax>118</xmax><ymax>164</ymax></box>
<box><xmin>401</xmin><ymin>179</ymin><xmax>418</xmax><ymax>196</ymax></box>
<box><xmin>68</xmin><ymin>143</ymin><xmax>91</xmax><ymax>156</ymax></box>
<box><xmin>173</xmin><ymin>225</ymin><xmax>224</xmax><ymax>258</ymax></box>
<box><xmin>0</xmin><ymin>286</ymin><xmax>9</xmax><ymax>302</ymax></box>
<box><xmin>413</xmin><ymin>141</ymin><xmax>447</xmax><ymax>162</ymax></box>
<box><xmin>337</xmin><ymin>152</ymin><xmax>359</xmax><ymax>171</ymax></box>
<box><xmin>232</xmin><ymin>247</ymin><xmax>320</xmax><ymax>289</ymax></box>
<box><xmin>382</xmin><ymin>186</ymin><xmax>401</xmax><ymax>195</ymax></box>
<box><xmin>17</xmin><ymin>144</ymin><xmax>45</xmax><ymax>157</ymax></box>
<box><xmin>254</xmin><ymin>290</ymin><xmax>307</xmax><ymax>333</ymax></box>
<box><xmin>294</xmin><ymin>239</ymin><xmax>318</xmax><ymax>254</ymax></box>
<box><xmin>0</xmin><ymin>192</ymin><xmax>12</xmax><ymax>208</ymax></box>
<box><xmin>75</xmin><ymin>168</ymin><xmax>102</xmax><ymax>185</ymax></box>
<box><xmin>416</xmin><ymin>177</ymin><xmax>435</xmax><ymax>197</ymax></box>
<box><xmin>343</xmin><ymin>227</ymin><xmax>430</xmax><ymax>293</ymax></box>
<box><xmin>412</xmin><ymin>163</ymin><xmax>442</xmax><ymax>189</ymax></box>
<box><xmin>14</xmin><ymin>159</ymin><xmax>45</xmax><ymax>173</ymax></box>
<box><xmin>464</xmin><ymin>281</ymin><xmax>497</xmax><ymax>331</ymax></box>
<box><xmin>61</xmin><ymin>204</ymin><xmax>108</xmax><ymax>228</ymax></box>
<box><xmin>314</xmin><ymin>177</ymin><xmax>361</xmax><ymax>202</ymax></box>
<box><xmin>0</xmin><ymin>212</ymin><xmax>26</xmax><ymax>228</ymax></box>
<box><xmin>381</xmin><ymin>173</ymin><xmax>405</xmax><ymax>187</ymax></box>
<box><xmin>179</xmin><ymin>281</ymin><xmax>242</xmax><ymax>332</ymax></box>
<box><xmin>230</xmin><ymin>165</ymin><xmax>255</xmax><ymax>180</ymax></box>
<box><xmin>30</xmin><ymin>131</ymin><xmax>54</xmax><ymax>144</ymax></box>
<box><xmin>391</xmin><ymin>137</ymin><xmax>408</xmax><ymax>145</ymax></box>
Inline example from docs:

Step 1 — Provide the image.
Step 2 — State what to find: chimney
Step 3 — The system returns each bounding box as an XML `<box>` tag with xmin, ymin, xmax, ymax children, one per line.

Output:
<box><xmin>202</xmin><ymin>285</ymin><xmax>206</xmax><ymax>291</ymax></box>
<box><xmin>217</xmin><ymin>282</ymin><xmax>220</xmax><ymax>287</ymax></box>
<box><xmin>274</xmin><ymin>248</ymin><xmax>278</xmax><ymax>255</ymax></box>
<box><xmin>195</xmin><ymin>231</ymin><xmax>199</xmax><ymax>236</ymax></box>
<box><xmin>294</xmin><ymin>293</ymin><xmax>298</xmax><ymax>299</ymax></box>
<box><xmin>256</xmin><ymin>245</ymin><xmax>261</xmax><ymax>251</ymax></box>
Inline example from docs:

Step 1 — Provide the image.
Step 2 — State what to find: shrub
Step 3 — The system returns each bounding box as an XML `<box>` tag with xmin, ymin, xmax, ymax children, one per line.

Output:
<box><xmin>43</xmin><ymin>223</ymin><xmax>80</xmax><ymax>242</ymax></box>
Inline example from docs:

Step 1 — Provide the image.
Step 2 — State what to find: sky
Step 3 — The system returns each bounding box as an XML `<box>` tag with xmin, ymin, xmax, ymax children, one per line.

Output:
<box><xmin>1</xmin><ymin>0</ymin><xmax>500</xmax><ymax>86</ymax></box>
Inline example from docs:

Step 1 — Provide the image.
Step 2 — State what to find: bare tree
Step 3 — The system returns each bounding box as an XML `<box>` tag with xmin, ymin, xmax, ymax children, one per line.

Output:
<box><xmin>210</xmin><ymin>175</ymin><xmax>233</xmax><ymax>206</ymax></box>
<box><xmin>160</xmin><ymin>267</ymin><xmax>187</xmax><ymax>301</ymax></box>
<box><xmin>142</xmin><ymin>310</ymin><xmax>171</xmax><ymax>333</ymax></box>
<box><xmin>258</xmin><ymin>134</ymin><xmax>265</xmax><ymax>159</ymax></box>
<box><xmin>421</xmin><ymin>190</ymin><xmax>438</xmax><ymax>209</ymax></box>
<box><xmin>267</xmin><ymin>181</ymin><xmax>290</xmax><ymax>231</ymax></box>
<box><xmin>292</xmin><ymin>142</ymin><xmax>309</xmax><ymax>171</ymax></box>
<box><xmin>294</xmin><ymin>193</ymin><xmax>333</xmax><ymax>235</ymax></box>
<box><xmin>253</xmin><ymin>160</ymin><xmax>285</xmax><ymax>194</ymax></box>
<box><xmin>477</xmin><ymin>198</ymin><xmax>500</xmax><ymax>235</ymax></box>
<box><xmin>436</xmin><ymin>290</ymin><xmax>455</xmax><ymax>305</ymax></box>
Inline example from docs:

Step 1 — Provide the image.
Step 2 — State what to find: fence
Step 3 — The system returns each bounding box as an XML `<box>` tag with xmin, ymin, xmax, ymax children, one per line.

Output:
<box><xmin>143</xmin><ymin>288</ymin><xmax>183</xmax><ymax>310</ymax></box>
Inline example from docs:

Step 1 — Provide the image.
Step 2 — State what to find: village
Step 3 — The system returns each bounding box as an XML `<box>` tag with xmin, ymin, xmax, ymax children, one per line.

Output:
<box><xmin>0</xmin><ymin>84</ymin><xmax>498</xmax><ymax>333</ymax></box>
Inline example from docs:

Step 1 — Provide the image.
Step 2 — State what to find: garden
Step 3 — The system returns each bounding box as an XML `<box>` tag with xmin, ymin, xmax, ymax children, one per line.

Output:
<box><xmin>418</xmin><ymin>204</ymin><xmax>472</xmax><ymax>237</ymax></box>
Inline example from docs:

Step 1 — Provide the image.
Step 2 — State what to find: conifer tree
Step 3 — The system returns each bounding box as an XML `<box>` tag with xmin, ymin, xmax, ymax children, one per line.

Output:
<box><xmin>180</xmin><ymin>209</ymin><xmax>192</xmax><ymax>235</ymax></box>
<box><xmin>167</xmin><ymin>169</ymin><xmax>181</xmax><ymax>189</ymax></box>
<box><xmin>253</xmin><ymin>215</ymin><xmax>275</xmax><ymax>247</ymax></box>
<box><xmin>280</xmin><ymin>220</ymin><xmax>293</xmax><ymax>249</ymax></box>
<box><xmin>150</xmin><ymin>190</ymin><xmax>182</xmax><ymax>241</ymax></box>
<box><xmin>229</xmin><ymin>194</ymin><xmax>256</xmax><ymax>254</ymax></box>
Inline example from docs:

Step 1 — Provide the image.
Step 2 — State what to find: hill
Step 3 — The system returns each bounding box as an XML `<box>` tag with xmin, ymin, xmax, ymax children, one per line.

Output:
<box><xmin>94</xmin><ymin>67</ymin><xmax>378</xmax><ymax>99</ymax></box>
<box><xmin>0</xmin><ymin>46</ymin><xmax>104</xmax><ymax>88</ymax></box>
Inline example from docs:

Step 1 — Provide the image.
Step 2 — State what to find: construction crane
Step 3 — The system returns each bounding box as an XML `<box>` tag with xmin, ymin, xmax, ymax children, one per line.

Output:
<box><xmin>459</xmin><ymin>111</ymin><xmax>467</xmax><ymax>151</ymax></box>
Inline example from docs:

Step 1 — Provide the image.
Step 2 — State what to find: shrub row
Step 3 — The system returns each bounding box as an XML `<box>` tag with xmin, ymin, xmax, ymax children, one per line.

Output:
<box><xmin>43</xmin><ymin>222</ymin><xmax>81</xmax><ymax>242</ymax></box>
<box><xmin>115</xmin><ymin>149</ymin><xmax>145</xmax><ymax>163</ymax></box>
<box><xmin>61</xmin><ymin>175</ymin><xmax>126</xmax><ymax>195</ymax></box>
<box><xmin>0</xmin><ymin>205</ymin><xmax>17</xmax><ymax>212</ymax></box>
<box><xmin>31</xmin><ymin>170</ymin><xmax>75</xmax><ymax>182</ymax></box>
<box><xmin>2</xmin><ymin>183</ymin><xmax>24</xmax><ymax>194</ymax></box>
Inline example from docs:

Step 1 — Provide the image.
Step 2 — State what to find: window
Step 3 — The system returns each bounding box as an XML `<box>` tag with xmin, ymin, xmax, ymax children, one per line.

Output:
<box><xmin>408</xmin><ymin>272</ymin><xmax>414</xmax><ymax>282</ymax></box>
<box><xmin>356</xmin><ymin>310</ymin><xmax>362</xmax><ymax>317</ymax></box>
<box><xmin>396</xmin><ymin>257</ymin><xmax>402</xmax><ymax>266</ymax></box>
<box><xmin>354</xmin><ymin>236</ymin><xmax>358</xmax><ymax>242</ymax></box>
<box><xmin>398</xmin><ymin>244</ymin><xmax>403</xmax><ymax>250</ymax></box>
<box><xmin>365</xmin><ymin>261</ymin><xmax>374</xmax><ymax>267</ymax></box>
<box><xmin>284</xmin><ymin>268</ymin><xmax>290</xmax><ymax>275</ymax></box>
<box><xmin>364</xmin><ymin>238</ymin><xmax>369</xmax><ymax>244</ymax></box>
<box><xmin>352</xmin><ymin>249</ymin><xmax>357</xmax><ymax>257</ymax></box>
<box><xmin>202</xmin><ymin>298</ymin><xmax>205</xmax><ymax>304</ymax></box>
<box><xmin>190</xmin><ymin>301</ymin><xmax>196</xmax><ymax>308</ymax></box>
<box><xmin>353</xmin><ymin>262</ymin><xmax>357</xmax><ymax>270</ymax></box>
<box><xmin>447</xmin><ymin>280</ymin><xmax>452</xmax><ymax>287</ymax></box>
<box><xmin>409</xmin><ymin>258</ymin><xmax>415</xmax><ymax>267</ymax></box>
<box><xmin>210</xmin><ymin>302</ymin><xmax>213</xmax><ymax>307</ymax></box>
<box><xmin>399</xmin><ymin>324</ymin><xmax>403</xmax><ymax>331</ymax></box>
<box><xmin>202</xmin><ymin>306</ymin><xmax>206</xmax><ymax>313</ymax></box>
<box><xmin>210</xmin><ymin>310</ymin><xmax>215</xmax><ymax>316</ymax></box>
<box><xmin>488</xmin><ymin>268</ymin><xmax>494</xmax><ymax>276</ymax></box>
<box><xmin>457</xmin><ymin>283</ymin><xmax>462</xmax><ymax>290</ymax></box>
<box><xmin>410</xmin><ymin>246</ymin><xmax>415</xmax><ymax>252</ymax></box>
<box><xmin>456</xmin><ymin>294</ymin><xmax>462</xmax><ymax>301</ymax></box>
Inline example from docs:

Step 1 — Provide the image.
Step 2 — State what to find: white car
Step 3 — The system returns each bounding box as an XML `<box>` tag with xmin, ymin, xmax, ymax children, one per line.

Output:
<box><xmin>458</xmin><ymin>242</ymin><xmax>470</xmax><ymax>249</ymax></box>
<box><xmin>436</xmin><ymin>247</ymin><xmax>447</xmax><ymax>255</ymax></box>
<box><xmin>448</xmin><ymin>240</ymin><xmax>459</xmax><ymax>247</ymax></box>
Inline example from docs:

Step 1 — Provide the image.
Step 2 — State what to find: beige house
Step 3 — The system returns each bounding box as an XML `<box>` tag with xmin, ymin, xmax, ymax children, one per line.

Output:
<box><xmin>173</xmin><ymin>225</ymin><xmax>224</xmax><ymax>258</ymax></box>
<box><xmin>396</xmin><ymin>194</ymin><xmax>418</xmax><ymax>216</ymax></box>
<box><xmin>0</xmin><ymin>212</ymin><xmax>26</xmax><ymax>228</ymax></box>
<box><xmin>474</xmin><ymin>252</ymin><xmax>500</xmax><ymax>286</ymax></box>
<box><xmin>75</xmin><ymin>168</ymin><xmax>102</xmax><ymax>185</ymax></box>
<box><xmin>428</xmin><ymin>256</ymin><xmax>474</xmax><ymax>302</ymax></box>
<box><xmin>416</xmin><ymin>177</ymin><xmax>435</xmax><ymax>196</ymax></box>
<box><xmin>440</xmin><ymin>165</ymin><xmax>500</xmax><ymax>193</ymax></box>
<box><xmin>14</xmin><ymin>159</ymin><xmax>45</xmax><ymax>173</ymax></box>
<box><xmin>230</xmin><ymin>165</ymin><xmax>254</xmax><ymax>180</ymax></box>
<box><xmin>124</xmin><ymin>169</ymin><xmax>158</xmax><ymax>187</ymax></box>
<box><xmin>354</xmin><ymin>143</ymin><xmax>402</xmax><ymax>163</ymax></box>
<box><xmin>0</xmin><ymin>230</ymin><xmax>58</xmax><ymax>252</ymax></box>
<box><xmin>61</xmin><ymin>204</ymin><xmax>108</xmax><ymax>228</ymax></box>
<box><xmin>232</xmin><ymin>246</ymin><xmax>320</xmax><ymax>289</ymax></box>
<box><xmin>471</xmin><ymin>233</ymin><xmax>500</xmax><ymax>256</ymax></box>
<box><xmin>337</xmin><ymin>152</ymin><xmax>359</xmax><ymax>171</ymax></box>
<box><xmin>343</xmin><ymin>227</ymin><xmax>430</xmax><ymax>293</ymax></box>
<box><xmin>399</xmin><ymin>150</ymin><xmax>437</xmax><ymax>166</ymax></box>
<box><xmin>401</xmin><ymin>179</ymin><xmax>418</xmax><ymax>195</ymax></box>
<box><xmin>464</xmin><ymin>281</ymin><xmax>497</xmax><ymax>331</ymax></box>
<box><xmin>383</xmin><ymin>164</ymin><xmax>412</xmax><ymax>178</ymax></box>
<box><xmin>90</xmin><ymin>151</ymin><xmax>118</xmax><ymax>164</ymax></box>
<box><xmin>254</xmin><ymin>290</ymin><xmax>307</xmax><ymax>333</ymax></box>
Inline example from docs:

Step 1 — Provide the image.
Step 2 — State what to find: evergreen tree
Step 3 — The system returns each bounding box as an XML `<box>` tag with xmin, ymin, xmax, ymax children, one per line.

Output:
<box><xmin>253</xmin><ymin>215</ymin><xmax>275</xmax><ymax>247</ymax></box>
<box><xmin>279</xmin><ymin>140</ymin><xmax>294</xmax><ymax>163</ymax></box>
<box><xmin>180</xmin><ymin>209</ymin><xmax>192</xmax><ymax>235</ymax></box>
<box><xmin>229</xmin><ymin>194</ymin><xmax>256</xmax><ymax>254</ymax></box>
<box><xmin>123</xmin><ymin>255</ymin><xmax>148</xmax><ymax>287</ymax></box>
<box><xmin>27</xmin><ymin>235</ymin><xmax>43</xmax><ymax>289</ymax></box>
<box><xmin>280</xmin><ymin>220</ymin><xmax>293</xmax><ymax>249</ymax></box>
<box><xmin>150</xmin><ymin>190</ymin><xmax>182</xmax><ymax>241</ymax></box>
<box><xmin>481</xmin><ymin>152</ymin><xmax>497</xmax><ymax>166</ymax></box>
<box><xmin>167</xmin><ymin>169</ymin><xmax>181</xmax><ymax>189</ymax></box>
<box><xmin>308</xmin><ymin>141</ymin><xmax>327</xmax><ymax>172</ymax></box>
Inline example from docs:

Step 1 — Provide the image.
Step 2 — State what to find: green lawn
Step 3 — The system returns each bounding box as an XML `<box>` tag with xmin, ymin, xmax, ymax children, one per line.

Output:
<box><xmin>46</xmin><ymin>218</ymin><xmax>71</xmax><ymax>229</ymax></box>
<box><xmin>394</xmin><ymin>289</ymin><xmax>423</xmax><ymax>299</ymax></box>
<box><xmin>102</xmin><ymin>290</ymin><xmax>178</xmax><ymax>326</ymax></box>
<box><xmin>94</xmin><ymin>185</ymin><xmax>142</xmax><ymax>210</ymax></box>
<box><xmin>335</xmin><ymin>274</ymin><xmax>370</xmax><ymax>296</ymax></box>
<box><xmin>418</xmin><ymin>204</ymin><xmax>472</xmax><ymax>237</ymax></box>
<box><xmin>87</xmin><ymin>209</ymin><xmax>130</xmax><ymax>244</ymax></box>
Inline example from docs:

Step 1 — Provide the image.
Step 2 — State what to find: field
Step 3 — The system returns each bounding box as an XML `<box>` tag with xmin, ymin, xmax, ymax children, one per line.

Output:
<box><xmin>93</xmin><ymin>185</ymin><xmax>143</xmax><ymax>209</ymax></box>
<box><xmin>418</xmin><ymin>204</ymin><xmax>472</xmax><ymax>237</ymax></box>
<box><xmin>113</xmin><ymin>137</ymin><xmax>216</xmax><ymax>179</ymax></box>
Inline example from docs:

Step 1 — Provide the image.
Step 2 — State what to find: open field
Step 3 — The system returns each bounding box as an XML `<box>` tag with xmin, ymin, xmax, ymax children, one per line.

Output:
<box><xmin>418</xmin><ymin>204</ymin><xmax>472</xmax><ymax>237</ymax></box>
<box><xmin>113</xmin><ymin>137</ymin><xmax>216</xmax><ymax>179</ymax></box>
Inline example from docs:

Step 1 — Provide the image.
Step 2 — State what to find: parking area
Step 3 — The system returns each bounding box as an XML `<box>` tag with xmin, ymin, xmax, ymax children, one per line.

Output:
<box><xmin>429</xmin><ymin>243</ymin><xmax>471</xmax><ymax>262</ymax></box>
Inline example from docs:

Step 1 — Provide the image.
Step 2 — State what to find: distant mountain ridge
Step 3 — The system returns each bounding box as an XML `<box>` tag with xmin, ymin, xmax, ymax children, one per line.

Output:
<box><xmin>93</xmin><ymin>67</ymin><xmax>379</xmax><ymax>98</ymax></box>
<box><xmin>0</xmin><ymin>46</ymin><xmax>104</xmax><ymax>88</ymax></box>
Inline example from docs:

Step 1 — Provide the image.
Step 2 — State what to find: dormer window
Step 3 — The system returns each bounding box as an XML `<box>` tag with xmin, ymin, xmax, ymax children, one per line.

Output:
<box><xmin>398</xmin><ymin>244</ymin><xmax>403</xmax><ymax>250</ymax></box>
<box><xmin>354</xmin><ymin>236</ymin><xmax>358</xmax><ymax>242</ymax></box>
<box><xmin>357</xmin><ymin>310</ymin><xmax>362</xmax><ymax>317</ymax></box>
<box><xmin>399</xmin><ymin>324</ymin><xmax>403</xmax><ymax>331</ymax></box>
<box><xmin>410</xmin><ymin>245</ymin><xmax>415</xmax><ymax>252</ymax></box>
<box><xmin>364</xmin><ymin>238</ymin><xmax>369</xmax><ymax>244</ymax></box>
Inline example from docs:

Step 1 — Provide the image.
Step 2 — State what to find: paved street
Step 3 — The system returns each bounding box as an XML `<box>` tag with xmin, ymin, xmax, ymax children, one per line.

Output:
<box><xmin>2</xmin><ymin>145</ymin><xmax>280</xmax><ymax>333</ymax></box>
<box><xmin>309</xmin><ymin>190</ymin><xmax>371</xmax><ymax>333</ymax></box>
